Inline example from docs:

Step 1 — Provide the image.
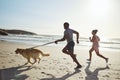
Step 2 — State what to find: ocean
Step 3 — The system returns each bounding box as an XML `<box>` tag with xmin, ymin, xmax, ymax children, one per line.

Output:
<box><xmin>0</xmin><ymin>34</ymin><xmax>120</xmax><ymax>51</ymax></box>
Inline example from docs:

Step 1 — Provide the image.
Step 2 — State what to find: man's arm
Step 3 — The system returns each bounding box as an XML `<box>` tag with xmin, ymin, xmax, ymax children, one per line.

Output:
<box><xmin>73</xmin><ymin>30</ymin><xmax>79</xmax><ymax>44</ymax></box>
<box><xmin>55</xmin><ymin>35</ymin><xmax>66</xmax><ymax>44</ymax></box>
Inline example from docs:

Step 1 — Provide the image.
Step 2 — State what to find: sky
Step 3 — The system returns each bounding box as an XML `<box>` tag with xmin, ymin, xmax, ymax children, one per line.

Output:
<box><xmin>0</xmin><ymin>0</ymin><xmax>120</xmax><ymax>38</ymax></box>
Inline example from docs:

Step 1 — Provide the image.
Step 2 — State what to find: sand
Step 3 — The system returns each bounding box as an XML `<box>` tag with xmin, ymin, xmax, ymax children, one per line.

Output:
<box><xmin>0</xmin><ymin>40</ymin><xmax>120</xmax><ymax>80</ymax></box>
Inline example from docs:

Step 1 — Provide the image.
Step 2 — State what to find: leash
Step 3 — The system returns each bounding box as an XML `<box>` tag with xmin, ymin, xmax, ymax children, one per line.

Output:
<box><xmin>28</xmin><ymin>41</ymin><xmax>55</xmax><ymax>49</ymax></box>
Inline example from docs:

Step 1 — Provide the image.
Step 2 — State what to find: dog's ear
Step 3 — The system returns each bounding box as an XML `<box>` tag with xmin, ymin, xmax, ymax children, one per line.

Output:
<box><xmin>15</xmin><ymin>48</ymin><xmax>20</xmax><ymax>52</ymax></box>
<box><xmin>16</xmin><ymin>48</ymin><xmax>21</xmax><ymax>50</ymax></box>
<box><xmin>15</xmin><ymin>48</ymin><xmax>20</xmax><ymax>54</ymax></box>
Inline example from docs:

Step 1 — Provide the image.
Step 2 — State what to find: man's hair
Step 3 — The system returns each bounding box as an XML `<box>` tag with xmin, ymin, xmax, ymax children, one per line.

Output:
<box><xmin>64</xmin><ymin>22</ymin><xmax>69</xmax><ymax>29</ymax></box>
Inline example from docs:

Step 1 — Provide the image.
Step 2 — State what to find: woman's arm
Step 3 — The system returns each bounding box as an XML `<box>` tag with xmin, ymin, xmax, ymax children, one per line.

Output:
<box><xmin>89</xmin><ymin>36</ymin><xmax>95</xmax><ymax>42</ymax></box>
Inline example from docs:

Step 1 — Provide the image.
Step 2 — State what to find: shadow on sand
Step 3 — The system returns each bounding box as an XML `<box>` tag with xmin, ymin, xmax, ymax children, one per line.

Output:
<box><xmin>0</xmin><ymin>64</ymin><xmax>32</xmax><ymax>80</ymax></box>
<box><xmin>40</xmin><ymin>69</ymin><xmax>81</xmax><ymax>80</ymax></box>
<box><xmin>85</xmin><ymin>62</ymin><xmax>109</xmax><ymax>80</ymax></box>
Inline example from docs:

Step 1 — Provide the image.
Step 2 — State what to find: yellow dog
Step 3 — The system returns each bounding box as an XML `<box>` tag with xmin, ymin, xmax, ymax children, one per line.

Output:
<box><xmin>15</xmin><ymin>48</ymin><xmax>50</xmax><ymax>65</ymax></box>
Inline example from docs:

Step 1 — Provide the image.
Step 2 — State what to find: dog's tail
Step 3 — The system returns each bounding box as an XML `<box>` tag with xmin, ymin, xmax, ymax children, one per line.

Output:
<box><xmin>33</xmin><ymin>49</ymin><xmax>50</xmax><ymax>56</ymax></box>
<box><xmin>38</xmin><ymin>50</ymin><xmax>50</xmax><ymax>56</ymax></box>
<box><xmin>41</xmin><ymin>53</ymin><xmax>50</xmax><ymax>56</ymax></box>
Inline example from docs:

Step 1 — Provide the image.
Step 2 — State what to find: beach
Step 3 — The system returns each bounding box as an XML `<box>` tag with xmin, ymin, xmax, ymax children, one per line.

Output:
<box><xmin>0</xmin><ymin>40</ymin><xmax>120</xmax><ymax>80</ymax></box>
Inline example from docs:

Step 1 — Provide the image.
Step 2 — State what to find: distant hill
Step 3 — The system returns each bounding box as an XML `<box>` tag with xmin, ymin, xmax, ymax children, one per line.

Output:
<box><xmin>0</xmin><ymin>29</ymin><xmax>8</xmax><ymax>35</ymax></box>
<box><xmin>0</xmin><ymin>29</ymin><xmax>37</xmax><ymax>35</ymax></box>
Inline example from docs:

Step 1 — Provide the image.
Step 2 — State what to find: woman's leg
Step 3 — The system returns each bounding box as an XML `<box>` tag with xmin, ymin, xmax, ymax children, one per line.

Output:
<box><xmin>95</xmin><ymin>48</ymin><xmax>108</xmax><ymax>62</ymax></box>
<box><xmin>89</xmin><ymin>48</ymin><xmax>94</xmax><ymax>61</ymax></box>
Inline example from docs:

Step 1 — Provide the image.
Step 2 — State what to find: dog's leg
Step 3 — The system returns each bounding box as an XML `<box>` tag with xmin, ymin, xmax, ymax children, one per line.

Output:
<box><xmin>32</xmin><ymin>58</ymin><xmax>37</xmax><ymax>65</ymax></box>
<box><xmin>24</xmin><ymin>62</ymin><xmax>28</xmax><ymax>65</ymax></box>
<box><xmin>28</xmin><ymin>57</ymin><xmax>33</xmax><ymax>65</ymax></box>
<box><xmin>24</xmin><ymin>58</ymin><xmax>29</xmax><ymax>65</ymax></box>
<box><xmin>38</xmin><ymin>57</ymin><xmax>41</xmax><ymax>64</ymax></box>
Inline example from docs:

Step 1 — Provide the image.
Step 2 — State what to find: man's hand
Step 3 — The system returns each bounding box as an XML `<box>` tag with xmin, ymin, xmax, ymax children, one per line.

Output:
<box><xmin>77</xmin><ymin>39</ymin><xmax>79</xmax><ymax>44</ymax></box>
<box><xmin>89</xmin><ymin>37</ymin><xmax>91</xmax><ymax>40</ymax></box>
<box><xmin>55</xmin><ymin>40</ymin><xmax>58</xmax><ymax>44</ymax></box>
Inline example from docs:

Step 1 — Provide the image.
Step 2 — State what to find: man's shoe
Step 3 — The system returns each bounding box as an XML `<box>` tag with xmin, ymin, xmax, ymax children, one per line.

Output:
<box><xmin>75</xmin><ymin>65</ymin><xmax>82</xmax><ymax>69</ymax></box>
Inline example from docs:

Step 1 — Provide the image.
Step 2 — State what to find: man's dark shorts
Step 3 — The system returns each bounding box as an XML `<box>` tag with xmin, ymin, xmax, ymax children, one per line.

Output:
<box><xmin>66</xmin><ymin>41</ymin><xmax>75</xmax><ymax>53</ymax></box>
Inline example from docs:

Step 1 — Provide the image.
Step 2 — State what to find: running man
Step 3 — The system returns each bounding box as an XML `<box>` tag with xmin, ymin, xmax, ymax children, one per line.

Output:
<box><xmin>55</xmin><ymin>22</ymin><xmax>82</xmax><ymax>69</ymax></box>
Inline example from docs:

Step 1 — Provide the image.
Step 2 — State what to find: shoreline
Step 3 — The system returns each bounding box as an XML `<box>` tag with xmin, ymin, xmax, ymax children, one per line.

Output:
<box><xmin>1</xmin><ymin>34</ymin><xmax>120</xmax><ymax>52</ymax></box>
<box><xmin>0</xmin><ymin>40</ymin><xmax>120</xmax><ymax>80</ymax></box>
<box><xmin>1</xmin><ymin>40</ymin><xmax>120</xmax><ymax>52</ymax></box>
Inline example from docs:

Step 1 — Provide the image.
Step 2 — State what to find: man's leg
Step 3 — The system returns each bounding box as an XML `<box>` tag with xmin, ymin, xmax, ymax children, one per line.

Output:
<box><xmin>68</xmin><ymin>43</ymin><xmax>82</xmax><ymax>68</ymax></box>
<box><xmin>69</xmin><ymin>51</ymin><xmax>82</xmax><ymax>67</ymax></box>
<box><xmin>62</xmin><ymin>46</ymin><xmax>70</xmax><ymax>55</ymax></box>
<box><xmin>62</xmin><ymin>47</ymin><xmax>82</xmax><ymax>68</ymax></box>
<box><xmin>62</xmin><ymin>42</ymin><xmax>82</xmax><ymax>68</ymax></box>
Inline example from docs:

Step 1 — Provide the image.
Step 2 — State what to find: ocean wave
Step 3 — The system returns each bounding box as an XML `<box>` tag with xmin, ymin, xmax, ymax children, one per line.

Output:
<box><xmin>0</xmin><ymin>34</ymin><xmax>120</xmax><ymax>51</ymax></box>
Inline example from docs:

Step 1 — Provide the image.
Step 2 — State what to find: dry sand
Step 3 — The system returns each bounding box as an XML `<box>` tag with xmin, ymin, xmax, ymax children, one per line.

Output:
<box><xmin>0</xmin><ymin>40</ymin><xmax>120</xmax><ymax>80</ymax></box>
